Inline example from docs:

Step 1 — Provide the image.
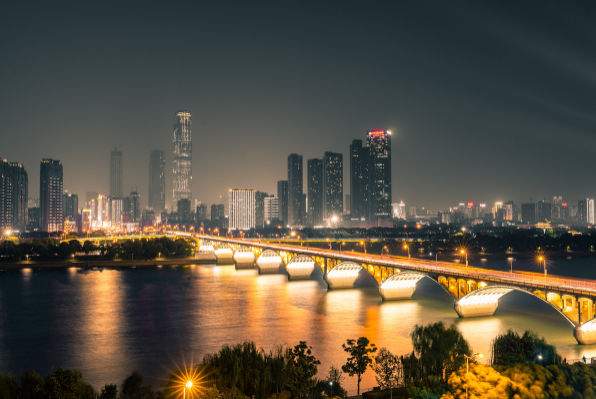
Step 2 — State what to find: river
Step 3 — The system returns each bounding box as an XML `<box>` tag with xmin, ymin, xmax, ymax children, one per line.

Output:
<box><xmin>1</xmin><ymin>256</ymin><xmax>596</xmax><ymax>392</ymax></box>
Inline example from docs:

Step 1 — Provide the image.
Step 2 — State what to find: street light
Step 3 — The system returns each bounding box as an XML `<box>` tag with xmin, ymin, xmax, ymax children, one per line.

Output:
<box><xmin>403</xmin><ymin>244</ymin><xmax>410</xmax><ymax>259</ymax></box>
<box><xmin>382</xmin><ymin>245</ymin><xmax>388</xmax><ymax>258</ymax></box>
<box><xmin>508</xmin><ymin>257</ymin><xmax>515</xmax><ymax>274</ymax></box>
<box><xmin>329</xmin><ymin>381</ymin><xmax>333</xmax><ymax>398</ymax></box>
<box><xmin>460</xmin><ymin>249</ymin><xmax>468</xmax><ymax>268</ymax></box>
<box><xmin>435</xmin><ymin>251</ymin><xmax>441</xmax><ymax>267</ymax></box>
<box><xmin>538</xmin><ymin>255</ymin><xmax>546</xmax><ymax>280</ymax></box>
<box><xmin>360</xmin><ymin>241</ymin><xmax>367</xmax><ymax>254</ymax></box>
<box><xmin>183</xmin><ymin>381</ymin><xmax>193</xmax><ymax>399</ymax></box>
<box><xmin>463</xmin><ymin>353</ymin><xmax>484</xmax><ymax>399</ymax></box>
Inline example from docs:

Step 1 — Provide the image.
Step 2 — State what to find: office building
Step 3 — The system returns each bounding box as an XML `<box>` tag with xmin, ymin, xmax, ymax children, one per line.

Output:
<box><xmin>392</xmin><ymin>201</ymin><xmax>406</xmax><ymax>220</ymax></box>
<box><xmin>578</xmin><ymin>199</ymin><xmax>595</xmax><ymax>225</ymax></box>
<box><xmin>172</xmin><ymin>110</ymin><xmax>192</xmax><ymax>212</ymax></box>
<box><xmin>264</xmin><ymin>196</ymin><xmax>279</xmax><ymax>226</ymax></box>
<box><xmin>211</xmin><ymin>204</ymin><xmax>225</xmax><ymax>221</ymax></box>
<box><xmin>255</xmin><ymin>191</ymin><xmax>268</xmax><ymax>228</ymax></box>
<box><xmin>323</xmin><ymin>152</ymin><xmax>343</xmax><ymax>220</ymax></box>
<box><xmin>111</xmin><ymin>198</ymin><xmax>123</xmax><ymax>228</ymax></box>
<box><xmin>196</xmin><ymin>204</ymin><xmax>207</xmax><ymax>224</ymax></box>
<box><xmin>0</xmin><ymin>160</ymin><xmax>11</xmax><ymax>230</ymax></box>
<box><xmin>149</xmin><ymin>150</ymin><xmax>166</xmax><ymax>212</ymax></box>
<box><xmin>277</xmin><ymin>180</ymin><xmax>288</xmax><ymax>226</ymax></box>
<box><xmin>367</xmin><ymin>130</ymin><xmax>392</xmax><ymax>220</ymax></box>
<box><xmin>229</xmin><ymin>189</ymin><xmax>256</xmax><ymax>230</ymax></box>
<box><xmin>40</xmin><ymin>159</ymin><xmax>63</xmax><ymax>232</ymax></box>
<box><xmin>503</xmin><ymin>202</ymin><xmax>513</xmax><ymax>221</ymax></box>
<box><xmin>27</xmin><ymin>207</ymin><xmax>40</xmax><ymax>231</ymax></box>
<box><xmin>178</xmin><ymin>198</ymin><xmax>192</xmax><ymax>223</ymax></box>
<box><xmin>109</xmin><ymin>149</ymin><xmax>123</xmax><ymax>198</ymax></box>
<box><xmin>81</xmin><ymin>208</ymin><xmax>91</xmax><ymax>232</ymax></box>
<box><xmin>63</xmin><ymin>192</ymin><xmax>78</xmax><ymax>221</ymax></box>
<box><xmin>344</xmin><ymin>194</ymin><xmax>350</xmax><ymax>214</ymax></box>
<box><xmin>9</xmin><ymin>162</ymin><xmax>28</xmax><ymax>230</ymax></box>
<box><xmin>129</xmin><ymin>191</ymin><xmax>141</xmax><ymax>222</ymax></box>
<box><xmin>307</xmin><ymin>158</ymin><xmax>323</xmax><ymax>226</ymax></box>
<box><xmin>536</xmin><ymin>200</ymin><xmax>552</xmax><ymax>223</ymax></box>
<box><xmin>521</xmin><ymin>203</ymin><xmax>536</xmax><ymax>224</ymax></box>
<box><xmin>287</xmin><ymin>154</ymin><xmax>303</xmax><ymax>226</ymax></box>
<box><xmin>350</xmin><ymin>139</ymin><xmax>371</xmax><ymax>219</ymax></box>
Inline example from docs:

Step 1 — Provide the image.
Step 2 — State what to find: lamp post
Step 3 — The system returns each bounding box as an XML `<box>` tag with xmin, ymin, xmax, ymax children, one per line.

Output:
<box><xmin>538</xmin><ymin>255</ymin><xmax>546</xmax><ymax>280</ymax></box>
<box><xmin>403</xmin><ymin>244</ymin><xmax>410</xmax><ymax>259</ymax></box>
<box><xmin>435</xmin><ymin>251</ymin><xmax>441</xmax><ymax>268</ymax></box>
<box><xmin>382</xmin><ymin>245</ymin><xmax>388</xmax><ymax>258</ymax></box>
<box><xmin>463</xmin><ymin>353</ymin><xmax>484</xmax><ymax>399</ymax></box>
<box><xmin>460</xmin><ymin>249</ymin><xmax>468</xmax><ymax>268</ymax></box>
<box><xmin>508</xmin><ymin>257</ymin><xmax>515</xmax><ymax>274</ymax></box>
<box><xmin>183</xmin><ymin>381</ymin><xmax>193</xmax><ymax>399</ymax></box>
<box><xmin>360</xmin><ymin>241</ymin><xmax>367</xmax><ymax>254</ymax></box>
<box><xmin>329</xmin><ymin>381</ymin><xmax>333</xmax><ymax>398</ymax></box>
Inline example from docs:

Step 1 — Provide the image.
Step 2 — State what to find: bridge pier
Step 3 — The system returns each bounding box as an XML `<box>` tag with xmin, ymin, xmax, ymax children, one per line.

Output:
<box><xmin>454</xmin><ymin>287</ymin><xmax>513</xmax><ymax>318</ymax></box>
<box><xmin>378</xmin><ymin>272</ymin><xmax>423</xmax><ymax>300</ymax></box>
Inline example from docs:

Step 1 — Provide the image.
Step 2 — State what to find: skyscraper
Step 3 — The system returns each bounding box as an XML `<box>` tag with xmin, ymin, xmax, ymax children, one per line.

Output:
<box><xmin>367</xmin><ymin>130</ymin><xmax>392</xmax><ymax>220</ymax></box>
<box><xmin>277</xmin><ymin>180</ymin><xmax>288</xmax><ymax>226</ymax></box>
<box><xmin>63</xmin><ymin>192</ymin><xmax>78</xmax><ymax>221</ymax></box>
<box><xmin>350</xmin><ymin>139</ymin><xmax>371</xmax><ymax>220</ymax></box>
<box><xmin>255</xmin><ymin>191</ymin><xmax>268</xmax><ymax>228</ymax></box>
<box><xmin>0</xmin><ymin>159</ymin><xmax>12</xmax><ymax>230</ymax></box>
<box><xmin>149</xmin><ymin>150</ymin><xmax>166</xmax><ymax>212</ymax></box>
<box><xmin>109</xmin><ymin>149</ymin><xmax>123</xmax><ymax>199</ymax></box>
<box><xmin>287</xmin><ymin>154</ymin><xmax>303</xmax><ymax>226</ymax></box>
<box><xmin>521</xmin><ymin>203</ymin><xmax>537</xmax><ymax>224</ymax></box>
<box><xmin>9</xmin><ymin>162</ymin><xmax>27</xmax><ymax>230</ymax></box>
<box><xmin>40</xmin><ymin>159</ymin><xmax>63</xmax><ymax>232</ymax></box>
<box><xmin>578</xmin><ymin>199</ymin><xmax>594</xmax><ymax>224</ymax></box>
<box><xmin>323</xmin><ymin>152</ymin><xmax>343</xmax><ymax>220</ymax></box>
<box><xmin>264</xmin><ymin>196</ymin><xmax>279</xmax><ymax>226</ymax></box>
<box><xmin>129</xmin><ymin>191</ymin><xmax>141</xmax><ymax>222</ymax></box>
<box><xmin>172</xmin><ymin>110</ymin><xmax>192</xmax><ymax>212</ymax></box>
<box><xmin>178</xmin><ymin>198</ymin><xmax>191</xmax><ymax>223</ymax></box>
<box><xmin>229</xmin><ymin>189</ymin><xmax>256</xmax><ymax>230</ymax></box>
<box><xmin>307</xmin><ymin>158</ymin><xmax>323</xmax><ymax>226</ymax></box>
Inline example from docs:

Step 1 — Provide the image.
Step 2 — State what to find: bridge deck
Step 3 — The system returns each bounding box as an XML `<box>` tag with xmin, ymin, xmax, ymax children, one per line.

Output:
<box><xmin>197</xmin><ymin>235</ymin><xmax>596</xmax><ymax>297</ymax></box>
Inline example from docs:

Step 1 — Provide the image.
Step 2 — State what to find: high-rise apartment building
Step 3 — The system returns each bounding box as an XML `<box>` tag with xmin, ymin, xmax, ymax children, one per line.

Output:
<box><xmin>350</xmin><ymin>139</ymin><xmax>371</xmax><ymax>220</ymax></box>
<box><xmin>578</xmin><ymin>199</ymin><xmax>594</xmax><ymax>225</ymax></box>
<box><xmin>229</xmin><ymin>189</ymin><xmax>256</xmax><ymax>230</ymax></box>
<box><xmin>110</xmin><ymin>198</ymin><xmax>123</xmax><ymax>228</ymax></box>
<box><xmin>196</xmin><ymin>204</ymin><xmax>207</xmax><ymax>224</ymax></box>
<box><xmin>172</xmin><ymin>110</ymin><xmax>192</xmax><ymax>212</ymax></box>
<box><xmin>536</xmin><ymin>200</ymin><xmax>552</xmax><ymax>223</ymax></box>
<box><xmin>521</xmin><ymin>203</ymin><xmax>536</xmax><ymax>224</ymax></box>
<box><xmin>307</xmin><ymin>158</ymin><xmax>323</xmax><ymax>226</ymax></box>
<box><xmin>148</xmin><ymin>150</ymin><xmax>166</xmax><ymax>212</ymax></box>
<box><xmin>109</xmin><ymin>149</ymin><xmax>123</xmax><ymax>198</ymax></box>
<box><xmin>211</xmin><ymin>204</ymin><xmax>225</xmax><ymax>221</ymax></box>
<box><xmin>264</xmin><ymin>196</ymin><xmax>279</xmax><ymax>226</ymax></box>
<box><xmin>0</xmin><ymin>160</ymin><xmax>12</xmax><ymax>230</ymax></box>
<box><xmin>9</xmin><ymin>162</ymin><xmax>28</xmax><ymax>230</ymax></box>
<box><xmin>323</xmin><ymin>152</ymin><xmax>343</xmax><ymax>220</ymax></box>
<box><xmin>277</xmin><ymin>180</ymin><xmax>288</xmax><ymax>226</ymax></box>
<box><xmin>63</xmin><ymin>192</ymin><xmax>78</xmax><ymax>221</ymax></box>
<box><xmin>287</xmin><ymin>154</ymin><xmax>303</xmax><ymax>226</ymax></box>
<box><xmin>178</xmin><ymin>198</ymin><xmax>192</xmax><ymax>223</ymax></box>
<box><xmin>367</xmin><ymin>130</ymin><xmax>392</xmax><ymax>220</ymax></box>
<box><xmin>40</xmin><ymin>159</ymin><xmax>63</xmax><ymax>232</ymax></box>
<box><xmin>255</xmin><ymin>191</ymin><xmax>268</xmax><ymax>228</ymax></box>
<box><xmin>129</xmin><ymin>191</ymin><xmax>141</xmax><ymax>222</ymax></box>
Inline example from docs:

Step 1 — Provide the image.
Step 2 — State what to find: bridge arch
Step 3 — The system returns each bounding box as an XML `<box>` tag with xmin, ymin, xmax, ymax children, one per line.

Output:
<box><xmin>214</xmin><ymin>243</ymin><xmax>235</xmax><ymax>265</ymax></box>
<box><xmin>256</xmin><ymin>249</ymin><xmax>284</xmax><ymax>274</ymax></box>
<box><xmin>379</xmin><ymin>271</ymin><xmax>454</xmax><ymax>300</ymax></box>
<box><xmin>233</xmin><ymin>246</ymin><xmax>256</xmax><ymax>269</ymax></box>
<box><xmin>286</xmin><ymin>255</ymin><xmax>318</xmax><ymax>280</ymax></box>
<box><xmin>199</xmin><ymin>240</ymin><xmax>215</xmax><ymax>254</ymax></box>
<box><xmin>454</xmin><ymin>285</ymin><xmax>577</xmax><ymax>327</ymax></box>
<box><xmin>325</xmin><ymin>261</ymin><xmax>378</xmax><ymax>289</ymax></box>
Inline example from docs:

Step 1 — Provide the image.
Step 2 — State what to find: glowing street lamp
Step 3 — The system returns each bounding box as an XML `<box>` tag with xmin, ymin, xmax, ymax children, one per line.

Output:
<box><xmin>435</xmin><ymin>251</ymin><xmax>441</xmax><ymax>267</ymax></box>
<box><xmin>360</xmin><ymin>241</ymin><xmax>367</xmax><ymax>254</ymax></box>
<box><xmin>329</xmin><ymin>381</ymin><xmax>333</xmax><ymax>398</ymax></box>
<box><xmin>460</xmin><ymin>249</ymin><xmax>468</xmax><ymax>268</ymax></box>
<box><xmin>508</xmin><ymin>257</ymin><xmax>515</xmax><ymax>274</ymax></box>
<box><xmin>463</xmin><ymin>353</ymin><xmax>484</xmax><ymax>399</ymax></box>
<box><xmin>382</xmin><ymin>245</ymin><xmax>388</xmax><ymax>258</ymax></box>
<box><xmin>184</xmin><ymin>381</ymin><xmax>193</xmax><ymax>399</ymax></box>
<box><xmin>403</xmin><ymin>243</ymin><xmax>410</xmax><ymax>259</ymax></box>
<box><xmin>538</xmin><ymin>255</ymin><xmax>546</xmax><ymax>280</ymax></box>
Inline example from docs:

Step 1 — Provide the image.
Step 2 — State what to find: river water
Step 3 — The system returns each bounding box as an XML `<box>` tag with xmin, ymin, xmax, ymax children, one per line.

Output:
<box><xmin>1</xmin><ymin>256</ymin><xmax>596</xmax><ymax>392</ymax></box>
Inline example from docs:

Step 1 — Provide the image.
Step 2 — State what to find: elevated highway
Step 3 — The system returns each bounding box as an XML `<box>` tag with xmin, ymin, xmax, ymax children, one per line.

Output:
<box><xmin>192</xmin><ymin>234</ymin><xmax>596</xmax><ymax>345</ymax></box>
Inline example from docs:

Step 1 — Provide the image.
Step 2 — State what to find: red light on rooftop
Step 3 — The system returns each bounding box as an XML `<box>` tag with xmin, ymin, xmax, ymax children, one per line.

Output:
<box><xmin>368</xmin><ymin>130</ymin><xmax>386</xmax><ymax>135</ymax></box>
<box><xmin>467</xmin><ymin>202</ymin><xmax>474</xmax><ymax>207</ymax></box>
<box><xmin>562</xmin><ymin>203</ymin><xmax>568</xmax><ymax>207</ymax></box>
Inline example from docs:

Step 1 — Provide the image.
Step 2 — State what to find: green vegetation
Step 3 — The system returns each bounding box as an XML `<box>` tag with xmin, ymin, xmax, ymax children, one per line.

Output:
<box><xmin>342</xmin><ymin>337</ymin><xmax>377</xmax><ymax>398</ymax></box>
<box><xmin>0</xmin><ymin>237</ymin><xmax>192</xmax><ymax>262</ymax></box>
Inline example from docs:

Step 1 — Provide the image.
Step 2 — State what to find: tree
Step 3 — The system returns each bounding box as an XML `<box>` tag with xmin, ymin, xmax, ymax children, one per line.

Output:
<box><xmin>37</xmin><ymin>368</ymin><xmax>77</xmax><ymax>399</ymax></box>
<box><xmin>324</xmin><ymin>366</ymin><xmax>345</xmax><ymax>398</ymax></box>
<box><xmin>120</xmin><ymin>371</ymin><xmax>143</xmax><ymax>399</ymax></box>
<box><xmin>284</xmin><ymin>341</ymin><xmax>320</xmax><ymax>399</ymax></box>
<box><xmin>0</xmin><ymin>373</ymin><xmax>18</xmax><ymax>399</ymax></box>
<box><xmin>491</xmin><ymin>330</ymin><xmax>561</xmax><ymax>367</ymax></box>
<box><xmin>341</xmin><ymin>337</ymin><xmax>377</xmax><ymax>399</ymax></box>
<box><xmin>100</xmin><ymin>384</ymin><xmax>118</xmax><ymax>399</ymax></box>
<box><xmin>411</xmin><ymin>322</ymin><xmax>470</xmax><ymax>380</ymax></box>
<box><xmin>372</xmin><ymin>348</ymin><xmax>400</xmax><ymax>398</ymax></box>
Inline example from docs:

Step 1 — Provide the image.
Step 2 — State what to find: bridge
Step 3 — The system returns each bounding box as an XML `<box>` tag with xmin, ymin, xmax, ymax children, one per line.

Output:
<box><xmin>190</xmin><ymin>234</ymin><xmax>596</xmax><ymax>345</ymax></box>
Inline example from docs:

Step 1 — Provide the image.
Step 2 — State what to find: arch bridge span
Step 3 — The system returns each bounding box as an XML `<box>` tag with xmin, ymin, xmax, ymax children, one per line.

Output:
<box><xmin>194</xmin><ymin>235</ymin><xmax>596</xmax><ymax>344</ymax></box>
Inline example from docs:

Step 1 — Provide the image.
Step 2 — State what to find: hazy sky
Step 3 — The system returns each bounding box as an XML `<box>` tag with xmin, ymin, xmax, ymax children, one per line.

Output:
<box><xmin>2</xmin><ymin>1</ymin><xmax>596</xmax><ymax>211</ymax></box>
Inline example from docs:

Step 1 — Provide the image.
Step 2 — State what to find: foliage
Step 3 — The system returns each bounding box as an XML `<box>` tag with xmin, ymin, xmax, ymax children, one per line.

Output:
<box><xmin>342</xmin><ymin>337</ymin><xmax>377</xmax><ymax>398</ymax></box>
<box><xmin>0</xmin><ymin>373</ymin><xmax>18</xmax><ymax>399</ymax></box>
<box><xmin>284</xmin><ymin>341</ymin><xmax>320</xmax><ymax>399</ymax></box>
<box><xmin>119</xmin><ymin>371</ymin><xmax>158</xmax><ymax>399</ymax></box>
<box><xmin>411</xmin><ymin>322</ymin><xmax>470</xmax><ymax>380</ymax></box>
<box><xmin>407</xmin><ymin>376</ymin><xmax>445</xmax><ymax>399</ymax></box>
<box><xmin>372</xmin><ymin>348</ymin><xmax>401</xmax><ymax>389</ymax></box>
<box><xmin>37</xmin><ymin>368</ymin><xmax>78</xmax><ymax>399</ymax></box>
<box><xmin>491</xmin><ymin>330</ymin><xmax>561</xmax><ymax>367</ymax></box>
<box><xmin>100</xmin><ymin>384</ymin><xmax>118</xmax><ymax>399</ymax></box>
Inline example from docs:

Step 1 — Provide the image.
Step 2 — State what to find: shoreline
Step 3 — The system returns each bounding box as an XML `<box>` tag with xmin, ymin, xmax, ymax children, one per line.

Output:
<box><xmin>0</xmin><ymin>254</ymin><xmax>217</xmax><ymax>269</ymax></box>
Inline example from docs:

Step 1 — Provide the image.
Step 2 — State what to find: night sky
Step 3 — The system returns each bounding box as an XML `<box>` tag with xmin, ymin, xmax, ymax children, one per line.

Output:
<box><xmin>2</xmin><ymin>1</ymin><xmax>596</xmax><ymax>211</ymax></box>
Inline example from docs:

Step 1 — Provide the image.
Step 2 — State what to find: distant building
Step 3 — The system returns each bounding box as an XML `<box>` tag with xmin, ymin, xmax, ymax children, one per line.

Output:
<box><xmin>392</xmin><ymin>201</ymin><xmax>406</xmax><ymax>220</ymax></box>
<box><xmin>264</xmin><ymin>196</ymin><xmax>280</xmax><ymax>226</ymax></box>
<box><xmin>178</xmin><ymin>198</ymin><xmax>192</xmax><ymax>223</ymax></box>
<box><xmin>172</xmin><ymin>110</ymin><xmax>192</xmax><ymax>212</ymax></box>
<box><xmin>287</xmin><ymin>154</ymin><xmax>303</xmax><ymax>226</ymax></box>
<box><xmin>344</xmin><ymin>194</ymin><xmax>351</xmax><ymax>214</ymax></box>
<box><xmin>211</xmin><ymin>204</ymin><xmax>225</xmax><ymax>221</ymax></box>
<box><xmin>109</xmin><ymin>149</ymin><xmax>123</xmax><ymax>198</ymax></box>
<box><xmin>0</xmin><ymin>159</ymin><xmax>12</xmax><ymax>230</ymax></box>
<box><xmin>40</xmin><ymin>159</ymin><xmax>63</xmax><ymax>232</ymax></box>
<box><xmin>323</xmin><ymin>151</ymin><xmax>343</xmax><ymax>220</ymax></box>
<box><xmin>63</xmin><ymin>192</ymin><xmax>78</xmax><ymax>221</ymax></box>
<box><xmin>277</xmin><ymin>180</ymin><xmax>288</xmax><ymax>226</ymax></box>
<box><xmin>503</xmin><ymin>202</ymin><xmax>513</xmax><ymax>221</ymax></box>
<box><xmin>536</xmin><ymin>200</ymin><xmax>552</xmax><ymax>223</ymax></box>
<box><xmin>149</xmin><ymin>150</ymin><xmax>166</xmax><ymax>212</ymax></box>
<box><xmin>521</xmin><ymin>203</ymin><xmax>536</xmax><ymax>224</ymax></box>
<box><xmin>27</xmin><ymin>207</ymin><xmax>40</xmax><ymax>231</ymax></box>
<box><xmin>229</xmin><ymin>189</ymin><xmax>256</xmax><ymax>230</ymax></box>
<box><xmin>307</xmin><ymin>158</ymin><xmax>323</xmax><ymax>226</ymax></box>
<box><xmin>86</xmin><ymin>192</ymin><xmax>98</xmax><ymax>208</ymax></box>
<box><xmin>350</xmin><ymin>139</ymin><xmax>371</xmax><ymax>220</ymax></box>
<box><xmin>110</xmin><ymin>198</ymin><xmax>123</xmax><ymax>228</ymax></box>
<box><xmin>81</xmin><ymin>208</ymin><xmax>91</xmax><ymax>233</ymax></box>
<box><xmin>196</xmin><ymin>204</ymin><xmax>207</xmax><ymax>224</ymax></box>
<box><xmin>255</xmin><ymin>191</ymin><xmax>268</xmax><ymax>228</ymax></box>
<box><xmin>129</xmin><ymin>191</ymin><xmax>141</xmax><ymax>222</ymax></box>
<box><xmin>367</xmin><ymin>129</ymin><xmax>392</xmax><ymax>220</ymax></box>
<box><xmin>578</xmin><ymin>199</ymin><xmax>594</xmax><ymax>224</ymax></box>
<box><xmin>9</xmin><ymin>162</ymin><xmax>28</xmax><ymax>230</ymax></box>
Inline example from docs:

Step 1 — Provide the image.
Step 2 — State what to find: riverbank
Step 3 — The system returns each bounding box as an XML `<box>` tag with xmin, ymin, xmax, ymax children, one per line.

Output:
<box><xmin>0</xmin><ymin>253</ymin><xmax>217</xmax><ymax>269</ymax></box>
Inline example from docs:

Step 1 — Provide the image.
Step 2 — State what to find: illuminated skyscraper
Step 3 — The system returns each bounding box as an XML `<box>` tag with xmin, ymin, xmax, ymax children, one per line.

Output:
<box><xmin>307</xmin><ymin>158</ymin><xmax>323</xmax><ymax>226</ymax></box>
<box><xmin>109</xmin><ymin>149</ymin><xmax>123</xmax><ymax>198</ymax></box>
<box><xmin>287</xmin><ymin>154</ymin><xmax>303</xmax><ymax>226</ymax></box>
<box><xmin>149</xmin><ymin>150</ymin><xmax>166</xmax><ymax>212</ymax></box>
<box><xmin>350</xmin><ymin>139</ymin><xmax>371</xmax><ymax>220</ymax></box>
<box><xmin>229</xmin><ymin>189</ymin><xmax>256</xmax><ymax>230</ymax></box>
<box><xmin>367</xmin><ymin>130</ymin><xmax>392</xmax><ymax>220</ymax></box>
<box><xmin>277</xmin><ymin>180</ymin><xmax>288</xmax><ymax>226</ymax></box>
<box><xmin>129</xmin><ymin>191</ymin><xmax>141</xmax><ymax>222</ymax></box>
<box><xmin>323</xmin><ymin>152</ymin><xmax>343</xmax><ymax>220</ymax></box>
<box><xmin>172</xmin><ymin>110</ymin><xmax>192</xmax><ymax>212</ymax></box>
<box><xmin>264</xmin><ymin>196</ymin><xmax>279</xmax><ymax>226</ymax></box>
<box><xmin>578</xmin><ymin>199</ymin><xmax>594</xmax><ymax>225</ymax></box>
<box><xmin>40</xmin><ymin>159</ymin><xmax>63</xmax><ymax>232</ymax></box>
<box><xmin>0</xmin><ymin>159</ymin><xmax>12</xmax><ymax>230</ymax></box>
<box><xmin>63</xmin><ymin>192</ymin><xmax>78</xmax><ymax>221</ymax></box>
<box><xmin>9</xmin><ymin>162</ymin><xmax>28</xmax><ymax>230</ymax></box>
